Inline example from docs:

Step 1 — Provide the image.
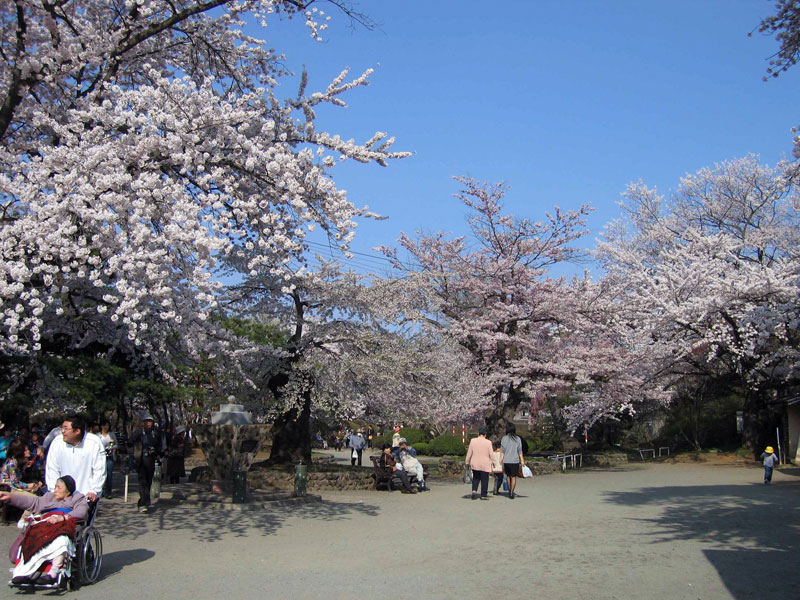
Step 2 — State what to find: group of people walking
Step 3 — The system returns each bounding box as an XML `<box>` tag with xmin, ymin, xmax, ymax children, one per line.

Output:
<box><xmin>465</xmin><ymin>423</ymin><xmax>527</xmax><ymax>500</ymax></box>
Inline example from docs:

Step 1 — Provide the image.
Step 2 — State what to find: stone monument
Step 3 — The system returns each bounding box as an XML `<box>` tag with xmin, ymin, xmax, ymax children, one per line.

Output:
<box><xmin>194</xmin><ymin>403</ymin><xmax>271</xmax><ymax>497</ymax></box>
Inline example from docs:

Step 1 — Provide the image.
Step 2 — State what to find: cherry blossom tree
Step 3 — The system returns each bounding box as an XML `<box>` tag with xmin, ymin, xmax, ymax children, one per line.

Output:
<box><xmin>380</xmin><ymin>177</ymin><xmax>651</xmax><ymax>438</ymax></box>
<box><xmin>755</xmin><ymin>0</ymin><xmax>800</xmax><ymax>79</ymax></box>
<box><xmin>518</xmin><ymin>277</ymin><xmax>674</xmax><ymax>435</ymax></box>
<box><xmin>0</xmin><ymin>0</ymin><xmax>408</xmax><ymax>408</ymax></box>
<box><xmin>596</xmin><ymin>155</ymin><xmax>800</xmax><ymax>450</ymax></box>
<box><xmin>224</xmin><ymin>257</ymin><xmax>486</xmax><ymax>462</ymax></box>
<box><xmin>753</xmin><ymin>1</ymin><xmax>800</xmax><ymax>159</ymax></box>
<box><xmin>323</xmin><ymin>329</ymin><xmax>490</xmax><ymax>427</ymax></box>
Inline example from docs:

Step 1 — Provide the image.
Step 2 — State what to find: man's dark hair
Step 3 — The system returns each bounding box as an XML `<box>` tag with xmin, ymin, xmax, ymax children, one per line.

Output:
<box><xmin>8</xmin><ymin>438</ymin><xmax>27</xmax><ymax>461</ymax></box>
<box><xmin>63</xmin><ymin>415</ymin><xmax>86</xmax><ymax>435</ymax></box>
<box><xmin>382</xmin><ymin>443</ymin><xmax>391</xmax><ymax>450</ymax></box>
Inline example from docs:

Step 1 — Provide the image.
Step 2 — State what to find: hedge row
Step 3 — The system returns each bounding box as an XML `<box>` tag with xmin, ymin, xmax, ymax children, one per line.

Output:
<box><xmin>410</xmin><ymin>434</ymin><xmax>466</xmax><ymax>456</ymax></box>
<box><xmin>369</xmin><ymin>429</ymin><xmax>467</xmax><ymax>457</ymax></box>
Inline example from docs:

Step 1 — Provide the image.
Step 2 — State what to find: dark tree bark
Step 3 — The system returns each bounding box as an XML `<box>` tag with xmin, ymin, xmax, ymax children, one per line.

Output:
<box><xmin>266</xmin><ymin>289</ymin><xmax>313</xmax><ymax>464</ymax></box>
<box><xmin>267</xmin><ymin>387</ymin><xmax>312</xmax><ymax>464</ymax></box>
<box><xmin>742</xmin><ymin>390</ymin><xmax>783</xmax><ymax>460</ymax></box>
<box><xmin>485</xmin><ymin>384</ymin><xmax>525</xmax><ymax>440</ymax></box>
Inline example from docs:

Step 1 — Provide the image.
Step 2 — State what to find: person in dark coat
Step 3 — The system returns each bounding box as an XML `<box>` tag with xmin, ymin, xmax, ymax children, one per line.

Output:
<box><xmin>127</xmin><ymin>414</ymin><xmax>164</xmax><ymax>513</ymax></box>
<box><xmin>166</xmin><ymin>426</ymin><xmax>189</xmax><ymax>484</ymax></box>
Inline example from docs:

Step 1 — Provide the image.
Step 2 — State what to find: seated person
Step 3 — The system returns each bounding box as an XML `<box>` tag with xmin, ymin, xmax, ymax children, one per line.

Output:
<box><xmin>379</xmin><ymin>444</ymin><xmax>417</xmax><ymax>494</ymax></box>
<box><xmin>0</xmin><ymin>475</ymin><xmax>87</xmax><ymax>585</ymax></box>
<box><xmin>393</xmin><ymin>438</ymin><xmax>430</xmax><ymax>491</ymax></box>
<box><xmin>1</xmin><ymin>439</ymin><xmax>43</xmax><ymax>494</ymax></box>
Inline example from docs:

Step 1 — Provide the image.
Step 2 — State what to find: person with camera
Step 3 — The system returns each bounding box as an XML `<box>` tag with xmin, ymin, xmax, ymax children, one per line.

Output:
<box><xmin>127</xmin><ymin>414</ymin><xmax>164</xmax><ymax>513</ymax></box>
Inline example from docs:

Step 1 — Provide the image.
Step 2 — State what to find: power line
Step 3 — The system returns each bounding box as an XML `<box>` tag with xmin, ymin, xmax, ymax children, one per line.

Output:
<box><xmin>303</xmin><ymin>239</ymin><xmax>424</xmax><ymax>274</ymax></box>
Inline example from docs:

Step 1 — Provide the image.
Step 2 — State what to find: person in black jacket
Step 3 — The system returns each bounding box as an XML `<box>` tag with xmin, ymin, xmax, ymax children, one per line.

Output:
<box><xmin>166</xmin><ymin>426</ymin><xmax>189</xmax><ymax>484</ymax></box>
<box><xmin>127</xmin><ymin>414</ymin><xmax>164</xmax><ymax>513</ymax></box>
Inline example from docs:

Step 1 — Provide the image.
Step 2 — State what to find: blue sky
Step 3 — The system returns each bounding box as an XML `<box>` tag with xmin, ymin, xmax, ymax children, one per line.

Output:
<box><xmin>259</xmin><ymin>1</ymin><xmax>799</xmax><ymax>276</ymax></box>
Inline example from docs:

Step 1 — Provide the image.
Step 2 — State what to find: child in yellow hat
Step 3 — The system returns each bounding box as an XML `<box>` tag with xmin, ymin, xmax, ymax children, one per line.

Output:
<box><xmin>760</xmin><ymin>446</ymin><xmax>778</xmax><ymax>484</ymax></box>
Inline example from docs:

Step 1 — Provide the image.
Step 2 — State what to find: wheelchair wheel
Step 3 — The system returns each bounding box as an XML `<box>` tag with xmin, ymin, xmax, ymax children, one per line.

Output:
<box><xmin>76</xmin><ymin>526</ymin><xmax>103</xmax><ymax>584</ymax></box>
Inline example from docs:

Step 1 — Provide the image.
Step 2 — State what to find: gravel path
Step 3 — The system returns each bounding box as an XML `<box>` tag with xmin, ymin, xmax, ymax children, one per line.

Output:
<box><xmin>2</xmin><ymin>461</ymin><xmax>798</xmax><ymax>599</ymax></box>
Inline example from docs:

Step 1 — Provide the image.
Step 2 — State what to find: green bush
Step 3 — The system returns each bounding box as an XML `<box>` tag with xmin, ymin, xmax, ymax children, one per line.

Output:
<box><xmin>414</xmin><ymin>442</ymin><xmax>430</xmax><ymax>455</ymax></box>
<box><xmin>525</xmin><ymin>418</ymin><xmax>563</xmax><ymax>452</ymax></box>
<box><xmin>658</xmin><ymin>389</ymin><xmax>743</xmax><ymax>451</ymax></box>
<box><xmin>371</xmin><ymin>432</ymin><xmax>392</xmax><ymax>448</ymax></box>
<box><xmin>373</xmin><ymin>427</ymin><xmax>431</xmax><ymax>449</ymax></box>
<box><xmin>399</xmin><ymin>427</ymin><xmax>432</xmax><ymax>445</ymax></box>
<box><xmin>429</xmin><ymin>434</ymin><xmax>466</xmax><ymax>456</ymax></box>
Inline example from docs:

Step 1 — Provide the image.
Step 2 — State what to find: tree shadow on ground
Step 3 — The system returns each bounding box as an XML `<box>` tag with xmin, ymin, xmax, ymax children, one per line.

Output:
<box><xmin>775</xmin><ymin>465</ymin><xmax>800</xmax><ymax>478</ymax></box>
<box><xmin>95</xmin><ymin>498</ymin><xmax>380</xmax><ymax>544</ymax></box>
<box><xmin>604</xmin><ymin>478</ymin><xmax>800</xmax><ymax>599</ymax></box>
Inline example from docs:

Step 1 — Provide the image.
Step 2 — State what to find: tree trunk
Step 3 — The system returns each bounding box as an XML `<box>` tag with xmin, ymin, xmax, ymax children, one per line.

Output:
<box><xmin>546</xmin><ymin>394</ymin><xmax>568</xmax><ymax>438</ymax></box>
<box><xmin>742</xmin><ymin>390</ymin><xmax>781</xmax><ymax>459</ymax></box>
<box><xmin>268</xmin><ymin>388</ymin><xmax>312</xmax><ymax>464</ymax></box>
<box><xmin>485</xmin><ymin>385</ymin><xmax>524</xmax><ymax>440</ymax></box>
<box><xmin>116</xmin><ymin>395</ymin><xmax>129</xmax><ymax>436</ymax></box>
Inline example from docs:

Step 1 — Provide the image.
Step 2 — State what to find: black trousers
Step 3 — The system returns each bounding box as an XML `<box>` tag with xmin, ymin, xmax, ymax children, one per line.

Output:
<box><xmin>138</xmin><ymin>455</ymin><xmax>155</xmax><ymax>507</ymax></box>
<box><xmin>471</xmin><ymin>469</ymin><xmax>490</xmax><ymax>497</ymax></box>
<box><xmin>351</xmin><ymin>449</ymin><xmax>363</xmax><ymax>466</ymax></box>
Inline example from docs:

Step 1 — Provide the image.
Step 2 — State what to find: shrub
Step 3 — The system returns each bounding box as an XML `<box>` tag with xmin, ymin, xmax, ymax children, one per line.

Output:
<box><xmin>371</xmin><ymin>432</ymin><xmax>392</xmax><ymax>448</ymax></box>
<box><xmin>658</xmin><ymin>390</ymin><xmax>743</xmax><ymax>451</ymax></box>
<box><xmin>373</xmin><ymin>427</ymin><xmax>431</xmax><ymax>449</ymax></box>
<box><xmin>413</xmin><ymin>442</ymin><xmax>430</xmax><ymax>455</ymax></box>
<box><xmin>525</xmin><ymin>418</ymin><xmax>563</xmax><ymax>452</ymax></box>
<box><xmin>399</xmin><ymin>427</ymin><xmax>432</xmax><ymax>445</ymax></box>
<box><xmin>429</xmin><ymin>434</ymin><xmax>466</xmax><ymax>456</ymax></box>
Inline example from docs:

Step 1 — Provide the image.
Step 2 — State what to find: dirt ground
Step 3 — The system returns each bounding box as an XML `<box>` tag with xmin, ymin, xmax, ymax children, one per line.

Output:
<box><xmin>665</xmin><ymin>452</ymin><xmax>753</xmax><ymax>465</ymax></box>
<box><xmin>2</xmin><ymin>460</ymin><xmax>798</xmax><ymax>600</ymax></box>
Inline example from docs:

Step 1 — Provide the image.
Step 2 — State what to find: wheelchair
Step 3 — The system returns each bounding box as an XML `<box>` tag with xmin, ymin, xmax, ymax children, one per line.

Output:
<box><xmin>8</xmin><ymin>500</ymin><xmax>103</xmax><ymax>592</ymax></box>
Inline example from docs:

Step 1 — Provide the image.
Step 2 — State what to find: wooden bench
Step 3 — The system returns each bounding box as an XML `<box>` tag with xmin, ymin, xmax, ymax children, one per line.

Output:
<box><xmin>370</xmin><ymin>456</ymin><xmax>419</xmax><ymax>491</ymax></box>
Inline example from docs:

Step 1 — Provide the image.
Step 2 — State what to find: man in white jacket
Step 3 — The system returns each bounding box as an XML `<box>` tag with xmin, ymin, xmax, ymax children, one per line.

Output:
<box><xmin>45</xmin><ymin>415</ymin><xmax>106</xmax><ymax>502</ymax></box>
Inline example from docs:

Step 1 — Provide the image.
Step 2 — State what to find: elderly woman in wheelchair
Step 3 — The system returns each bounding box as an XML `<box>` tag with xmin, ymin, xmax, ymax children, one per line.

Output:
<box><xmin>0</xmin><ymin>475</ymin><xmax>91</xmax><ymax>587</ymax></box>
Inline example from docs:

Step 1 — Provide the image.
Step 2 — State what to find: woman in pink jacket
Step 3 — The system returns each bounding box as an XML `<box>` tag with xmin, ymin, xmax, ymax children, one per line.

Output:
<box><xmin>465</xmin><ymin>427</ymin><xmax>494</xmax><ymax>500</ymax></box>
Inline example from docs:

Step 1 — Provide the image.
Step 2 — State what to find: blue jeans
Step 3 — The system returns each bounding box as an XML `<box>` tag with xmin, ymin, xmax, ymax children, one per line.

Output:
<box><xmin>764</xmin><ymin>465</ymin><xmax>773</xmax><ymax>483</ymax></box>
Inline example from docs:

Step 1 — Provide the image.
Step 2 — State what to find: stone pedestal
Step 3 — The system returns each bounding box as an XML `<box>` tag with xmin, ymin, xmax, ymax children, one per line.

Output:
<box><xmin>193</xmin><ymin>423</ymin><xmax>272</xmax><ymax>494</ymax></box>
